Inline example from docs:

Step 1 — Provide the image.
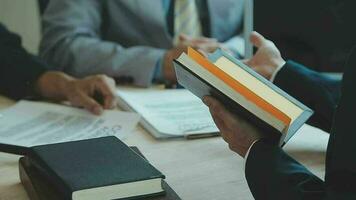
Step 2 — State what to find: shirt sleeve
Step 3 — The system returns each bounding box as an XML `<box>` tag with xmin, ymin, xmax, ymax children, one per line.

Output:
<box><xmin>0</xmin><ymin>24</ymin><xmax>48</xmax><ymax>99</ymax></box>
<box><xmin>153</xmin><ymin>56</ymin><xmax>165</xmax><ymax>83</ymax></box>
<box><xmin>270</xmin><ymin>61</ymin><xmax>286</xmax><ymax>82</ymax></box>
<box><xmin>244</xmin><ymin>139</ymin><xmax>260</xmax><ymax>170</ymax></box>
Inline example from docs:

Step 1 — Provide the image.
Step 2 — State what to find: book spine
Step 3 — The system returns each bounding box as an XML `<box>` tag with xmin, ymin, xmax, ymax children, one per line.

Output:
<box><xmin>0</xmin><ymin>143</ymin><xmax>28</xmax><ymax>155</ymax></box>
<box><xmin>27</xmin><ymin>153</ymin><xmax>73</xmax><ymax>200</ymax></box>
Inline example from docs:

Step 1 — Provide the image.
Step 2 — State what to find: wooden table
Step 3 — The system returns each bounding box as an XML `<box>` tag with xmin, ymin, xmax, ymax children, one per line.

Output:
<box><xmin>0</xmin><ymin>96</ymin><xmax>329</xmax><ymax>200</ymax></box>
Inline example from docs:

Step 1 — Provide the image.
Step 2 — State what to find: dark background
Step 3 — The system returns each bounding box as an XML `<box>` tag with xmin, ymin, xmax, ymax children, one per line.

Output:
<box><xmin>255</xmin><ymin>0</ymin><xmax>356</xmax><ymax>72</ymax></box>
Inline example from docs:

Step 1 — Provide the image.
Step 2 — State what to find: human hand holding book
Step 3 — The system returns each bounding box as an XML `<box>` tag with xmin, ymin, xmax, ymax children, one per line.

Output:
<box><xmin>243</xmin><ymin>31</ymin><xmax>286</xmax><ymax>80</ymax></box>
<box><xmin>203</xmin><ymin>96</ymin><xmax>262</xmax><ymax>157</ymax></box>
<box><xmin>162</xmin><ymin>35</ymin><xmax>224</xmax><ymax>85</ymax></box>
<box><xmin>197</xmin><ymin>32</ymin><xmax>288</xmax><ymax>156</ymax></box>
<box><xmin>173</xmin><ymin>46</ymin><xmax>313</xmax><ymax>146</ymax></box>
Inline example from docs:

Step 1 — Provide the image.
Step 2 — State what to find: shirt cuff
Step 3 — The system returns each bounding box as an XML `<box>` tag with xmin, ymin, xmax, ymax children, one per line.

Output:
<box><xmin>244</xmin><ymin>139</ymin><xmax>260</xmax><ymax>170</ymax></box>
<box><xmin>152</xmin><ymin>56</ymin><xmax>164</xmax><ymax>83</ymax></box>
<box><xmin>270</xmin><ymin>61</ymin><xmax>286</xmax><ymax>82</ymax></box>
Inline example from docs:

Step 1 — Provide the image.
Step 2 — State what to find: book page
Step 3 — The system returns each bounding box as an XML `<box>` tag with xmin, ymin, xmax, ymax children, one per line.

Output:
<box><xmin>0</xmin><ymin>101</ymin><xmax>140</xmax><ymax>148</ymax></box>
<box><xmin>117</xmin><ymin>88</ymin><xmax>218</xmax><ymax>136</ymax></box>
<box><xmin>214</xmin><ymin>56</ymin><xmax>304</xmax><ymax>123</ymax></box>
<box><xmin>176</xmin><ymin>53</ymin><xmax>286</xmax><ymax>132</ymax></box>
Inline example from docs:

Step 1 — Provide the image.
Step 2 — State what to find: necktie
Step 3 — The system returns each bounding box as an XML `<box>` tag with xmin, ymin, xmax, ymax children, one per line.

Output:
<box><xmin>173</xmin><ymin>0</ymin><xmax>202</xmax><ymax>45</ymax></box>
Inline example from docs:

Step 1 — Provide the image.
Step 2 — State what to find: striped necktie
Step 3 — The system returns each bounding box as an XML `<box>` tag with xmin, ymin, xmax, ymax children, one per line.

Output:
<box><xmin>173</xmin><ymin>0</ymin><xmax>203</xmax><ymax>45</ymax></box>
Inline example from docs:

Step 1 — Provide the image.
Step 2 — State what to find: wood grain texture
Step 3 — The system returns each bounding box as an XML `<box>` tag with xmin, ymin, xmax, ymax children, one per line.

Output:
<box><xmin>0</xmin><ymin>97</ymin><xmax>328</xmax><ymax>200</ymax></box>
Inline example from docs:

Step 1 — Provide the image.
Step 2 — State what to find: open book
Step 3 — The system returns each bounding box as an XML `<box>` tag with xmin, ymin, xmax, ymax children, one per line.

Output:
<box><xmin>173</xmin><ymin>47</ymin><xmax>313</xmax><ymax>146</ymax></box>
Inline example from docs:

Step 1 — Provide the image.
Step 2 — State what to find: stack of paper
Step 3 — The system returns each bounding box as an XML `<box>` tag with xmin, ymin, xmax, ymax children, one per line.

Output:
<box><xmin>0</xmin><ymin>101</ymin><xmax>140</xmax><ymax>154</ymax></box>
<box><xmin>116</xmin><ymin>88</ymin><xmax>219</xmax><ymax>139</ymax></box>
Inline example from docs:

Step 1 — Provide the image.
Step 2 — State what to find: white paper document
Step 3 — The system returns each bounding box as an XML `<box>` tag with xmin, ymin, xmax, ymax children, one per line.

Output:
<box><xmin>117</xmin><ymin>87</ymin><xmax>219</xmax><ymax>138</ymax></box>
<box><xmin>0</xmin><ymin>101</ymin><xmax>140</xmax><ymax>148</ymax></box>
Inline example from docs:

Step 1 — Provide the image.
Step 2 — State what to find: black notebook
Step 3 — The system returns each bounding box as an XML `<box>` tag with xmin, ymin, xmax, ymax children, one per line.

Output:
<box><xmin>19</xmin><ymin>147</ymin><xmax>181</xmax><ymax>200</ymax></box>
<box><xmin>174</xmin><ymin>47</ymin><xmax>314</xmax><ymax>146</ymax></box>
<box><xmin>28</xmin><ymin>137</ymin><xmax>165</xmax><ymax>200</ymax></box>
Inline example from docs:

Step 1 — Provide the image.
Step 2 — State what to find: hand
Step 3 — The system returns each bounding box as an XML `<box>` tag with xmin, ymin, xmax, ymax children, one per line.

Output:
<box><xmin>36</xmin><ymin>72</ymin><xmax>117</xmax><ymax>115</ymax></box>
<box><xmin>162</xmin><ymin>35</ymin><xmax>222</xmax><ymax>83</ymax></box>
<box><xmin>179</xmin><ymin>34</ymin><xmax>221</xmax><ymax>53</ymax></box>
<box><xmin>162</xmin><ymin>45</ymin><xmax>187</xmax><ymax>83</ymax></box>
<box><xmin>244</xmin><ymin>32</ymin><xmax>286</xmax><ymax>80</ymax></box>
<box><xmin>203</xmin><ymin>96</ymin><xmax>263</xmax><ymax>157</ymax></box>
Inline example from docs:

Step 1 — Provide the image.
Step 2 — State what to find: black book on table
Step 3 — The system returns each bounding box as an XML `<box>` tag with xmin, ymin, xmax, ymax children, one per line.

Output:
<box><xmin>19</xmin><ymin>147</ymin><xmax>181</xmax><ymax>200</ymax></box>
<box><xmin>27</xmin><ymin>136</ymin><xmax>166</xmax><ymax>200</ymax></box>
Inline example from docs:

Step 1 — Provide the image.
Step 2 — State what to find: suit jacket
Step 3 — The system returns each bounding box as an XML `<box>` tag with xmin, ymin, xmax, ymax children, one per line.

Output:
<box><xmin>0</xmin><ymin>24</ymin><xmax>47</xmax><ymax>100</ymax></box>
<box><xmin>245</xmin><ymin>48</ymin><xmax>356</xmax><ymax>199</ymax></box>
<box><xmin>39</xmin><ymin>0</ymin><xmax>245</xmax><ymax>86</ymax></box>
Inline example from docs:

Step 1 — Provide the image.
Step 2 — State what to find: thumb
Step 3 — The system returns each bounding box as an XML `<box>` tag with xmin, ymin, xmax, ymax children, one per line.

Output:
<box><xmin>198</xmin><ymin>49</ymin><xmax>208</xmax><ymax>57</ymax></box>
<box><xmin>179</xmin><ymin>34</ymin><xmax>190</xmax><ymax>42</ymax></box>
<box><xmin>241</xmin><ymin>58</ymin><xmax>249</xmax><ymax>64</ymax></box>
<box><xmin>241</xmin><ymin>58</ymin><xmax>253</xmax><ymax>67</ymax></box>
<box><xmin>250</xmin><ymin>31</ymin><xmax>267</xmax><ymax>48</ymax></box>
<box><xmin>74</xmin><ymin>92</ymin><xmax>103</xmax><ymax>115</ymax></box>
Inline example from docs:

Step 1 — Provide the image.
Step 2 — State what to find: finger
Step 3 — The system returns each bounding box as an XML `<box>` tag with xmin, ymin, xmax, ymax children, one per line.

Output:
<box><xmin>203</xmin><ymin>96</ymin><xmax>240</xmax><ymax>126</ymax></box>
<box><xmin>179</xmin><ymin>34</ymin><xmax>189</xmax><ymax>40</ymax></box>
<box><xmin>179</xmin><ymin>34</ymin><xmax>191</xmax><ymax>42</ymax></box>
<box><xmin>190</xmin><ymin>40</ymin><xmax>219</xmax><ymax>50</ymax></box>
<box><xmin>241</xmin><ymin>58</ymin><xmax>249</xmax><ymax>64</ymax></box>
<box><xmin>203</xmin><ymin>96</ymin><xmax>227</xmax><ymax>129</ymax></box>
<box><xmin>94</xmin><ymin>76</ymin><xmax>117</xmax><ymax>109</ymax></box>
<box><xmin>195</xmin><ymin>43</ymin><xmax>212</xmax><ymax>53</ymax></box>
<box><xmin>241</xmin><ymin>59</ymin><xmax>254</xmax><ymax>68</ymax></box>
<box><xmin>181</xmin><ymin>34</ymin><xmax>217</xmax><ymax>45</ymax></box>
<box><xmin>209</xmin><ymin>107</ymin><xmax>230</xmax><ymax>135</ymax></box>
<box><xmin>250</xmin><ymin>31</ymin><xmax>267</xmax><ymax>48</ymax></box>
<box><xmin>192</xmin><ymin>37</ymin><xmax>218</xmax><ymax>45</ymax></box>
<box><xmin>208</xmin><ymin>101</ymin><xmax>241</xmax><ymax>145</ymax></box>
<box><xmin>244</xmin><ymin>59</ymin><xmax>255</xmax><ymax>68</ymax></box>
<box><xmin>203</xmin><ymin>96</ymin><xmax>228</xmax><ymax>116</ymax></box>
<box><xmin>203</xmin><ymin>96</ymin><xmax>229</xmax><ymax>134</ymax></box>
<box><xmin>71</xmin><ymin>91</ymin><xmax>103</xmax><ymax>115</ymax></box>
<box><xmin>197</xmin><ymin>49</ymin><xmax>208</xmax><ymax>57</ymax></box>
<box><xmin>203</xmin><ymin>43</ymin><xmax>220</xmax><ymax>53</ymax></box>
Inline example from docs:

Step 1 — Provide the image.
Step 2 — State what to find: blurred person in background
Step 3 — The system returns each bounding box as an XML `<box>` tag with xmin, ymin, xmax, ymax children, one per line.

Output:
<box><xmin>40</xmin><ymin>0</ymin><xmax>246</xmax><ymax>87</ymax></box>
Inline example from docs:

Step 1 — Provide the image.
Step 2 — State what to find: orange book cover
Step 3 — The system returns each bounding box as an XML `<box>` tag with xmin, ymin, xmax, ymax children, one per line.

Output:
<box><xmin>187</xmin><ymin>47</ymin><xmax>291</xmax><ymax>126</ymax></box>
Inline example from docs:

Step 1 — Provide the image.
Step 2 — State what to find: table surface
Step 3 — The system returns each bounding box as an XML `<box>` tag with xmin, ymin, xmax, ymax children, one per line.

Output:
<box><xmin>0</xmin><ymin>96</ymin><xmax>329</xmax><ymax>200</ymax></box>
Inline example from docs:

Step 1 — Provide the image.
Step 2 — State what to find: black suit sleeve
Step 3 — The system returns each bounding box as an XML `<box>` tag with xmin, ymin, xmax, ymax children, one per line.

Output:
<box><xmin>324</xmin><ymin>48</ymin><xmax>356</xmax><ymax>198</ymax></box>
<box><xmin>246</xmin><ymin>50</ymin><xmax>356</xmax><ymax>200</ymax></box>
<box><xmin>0</xmin><ymin>24</ymin><xmax>48</xmax><ymax>100</ymax></box>
<box><xmin>274</xmin><ymin>61</ymin><xmax>342</xmax><ymax>133</ymax></box>
<box><xmin>246</xmin><ymin>140</ymin><xmax>325</xmax><ymax>200</ymax></box>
